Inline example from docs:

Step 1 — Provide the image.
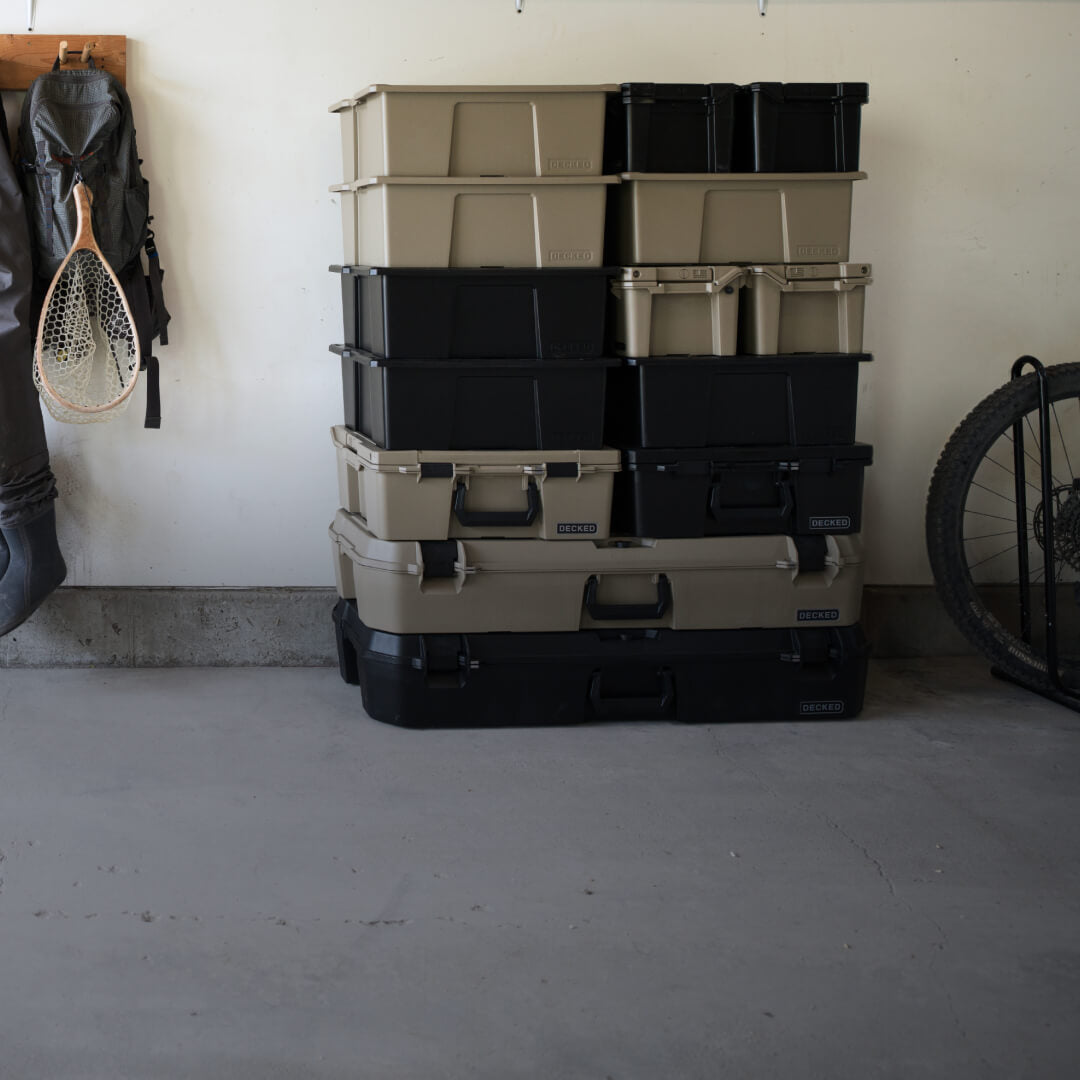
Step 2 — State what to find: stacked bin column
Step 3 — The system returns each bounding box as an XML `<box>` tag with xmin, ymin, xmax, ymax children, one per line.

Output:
<box><xmin>325</xmin><ymin>82</ymin><xmax>873</xmax><ymax>728</ymax></box>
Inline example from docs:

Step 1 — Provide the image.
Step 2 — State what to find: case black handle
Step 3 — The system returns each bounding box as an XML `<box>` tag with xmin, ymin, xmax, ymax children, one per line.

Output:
<box><xmin>707</xmin><ymin>476</ymin><xmax>794</xmax><ymax>525</ymax></box>
<box><xmin>588</xmin><ymin>669</ymin><xmax>675</xmax><ymax>717</ymax></box>
<box><xmin>453</xmin><ymin>477</ymin><xmax>540</xmax><ymax>528</ymax></box>
<box><xmin>583</xmin><ymin>574</ymin><xmax>671</xmax><ymax>621</ymax></box>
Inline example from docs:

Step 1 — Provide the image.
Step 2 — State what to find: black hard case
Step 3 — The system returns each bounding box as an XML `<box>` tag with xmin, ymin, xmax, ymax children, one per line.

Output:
<box><xmin>333</xmin><ymin>599</ymin><xmax>869</xmax><ymax>728</ymax></box>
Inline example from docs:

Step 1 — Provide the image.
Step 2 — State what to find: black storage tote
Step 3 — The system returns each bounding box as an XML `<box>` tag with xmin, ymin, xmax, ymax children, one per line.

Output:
<box><xmin>603</xmin><ymin>83</ymin><xmax>738</xmax><ymax>173</ymax></box>
<box><xmin>604</xmin><ymin>353</ymin><xmax>872</xmax><ymax>449</ymax></box>
<box><xmin>613</xmin><ymin>444</ymin><xmax>873</xmax><ymax>538</ymax></box>
<box><xmin>332</xmin><ymin>265</ymin><xmax>613</xmax><ymax>360</ymax></box>
<box><xmin>334</xmin><ymin>345</ymin><xmax>617</xmax><ymax>451</ymax></box>
<box><xmin>734</xmin><ymin>82</ymin><xmax>869</xmax><ymax>172</ymax></box>
<box><xmin>334</xmin><ymin>598</ymin><xmax>869</xmax><ymax>728</ymax></box>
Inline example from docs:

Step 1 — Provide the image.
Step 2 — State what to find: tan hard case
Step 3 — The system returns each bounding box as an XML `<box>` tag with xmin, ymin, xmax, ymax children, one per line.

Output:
<box><xmin>332</xmin><ymin>427</ymin><xmax>620</xmax><ymax>541</ymax></box>
<box><xmin>330</xmin><ymin>509</ymin><xmax>865</xmax><ymax>634</ymax></box>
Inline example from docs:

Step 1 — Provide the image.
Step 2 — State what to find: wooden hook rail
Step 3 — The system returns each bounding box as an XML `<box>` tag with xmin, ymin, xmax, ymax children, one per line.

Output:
<box><xmin>0</xmin><ymin>35</ymin><xmax>126</xmax><ymax>90</ymax></box>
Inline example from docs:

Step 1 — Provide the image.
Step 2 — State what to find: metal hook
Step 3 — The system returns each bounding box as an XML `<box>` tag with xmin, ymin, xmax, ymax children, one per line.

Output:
<box><xmin>516</xmin><ymin>0</ymin><xmax>524</xmax><ymax>11</ymax></box>
<box><xmin>759</xmin><ymin>0</ymin><xmax>767</xmax><ymax>14</ymax></box>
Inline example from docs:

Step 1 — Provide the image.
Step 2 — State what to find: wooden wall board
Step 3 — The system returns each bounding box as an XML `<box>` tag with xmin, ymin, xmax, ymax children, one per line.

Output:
<box><xmin>0</xmin><ymin>35</ymin><xmax>127</xmax><ymax>90</ymax></box>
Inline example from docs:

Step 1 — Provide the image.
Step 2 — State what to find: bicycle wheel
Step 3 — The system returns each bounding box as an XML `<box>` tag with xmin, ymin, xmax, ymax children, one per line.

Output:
<box><xmin>926</xmin><ymin>363</ymin><xmax>1080</xmax><ymax>688</ymax></box>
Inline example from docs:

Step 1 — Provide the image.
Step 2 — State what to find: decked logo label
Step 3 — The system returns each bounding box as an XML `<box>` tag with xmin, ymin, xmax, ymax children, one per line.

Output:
<box><xmin>548</xmin><ymin>158</ymin><xmax>593</xmax><ymax>171</ymax></box>
<box><xmin>557</xmin><ymin>522</ymin><xmax>599</xmax><ymax>535</ymax></box>
<box><xmin>549</xmin><ymin>250</ymin><xmax>594</xmax><ymax>263</ymax></box>
<box><xmin>795</xmin><ymin>244</ymin><xmax>841</xmax><ymax>259</ymax></box>
<box><xmin>800</xmin><ymin>701</ymin><xmax>846</xmax><ymax>715</ymax></box>
<box><xmin>797</xmin><ymin>609</ymin><xmax>840</xmax><ymax>622</ymax></box>
<box><xmin>810</xmin><ymin>516</ymin><xmax>852</xmax><ymax>531</ymax></box>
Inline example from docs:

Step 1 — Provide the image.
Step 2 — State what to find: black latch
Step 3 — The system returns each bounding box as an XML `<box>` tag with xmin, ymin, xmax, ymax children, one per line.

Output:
<box><xmin>545</xmin><ymin>461</ymin><xmax>579</xmax><ymax>479</ymax></box>
<box><xmin>420</xmin><ymin>540</ymin><xmax>458</xmax><ymax>579</ymax></box>
<box><xmin>794</xmin><ymin>535</ymin><xmax>827</xmax><ymax>573</ymax></box>
<box><xmin>419</xmin><ymin>634</ymin><xmax>471</xmax><ymax>688</ymax></box>
<box><xmin>420</xmin><ymin>462</ymin><xmax>454</xmax><ymax>479</ymax></box>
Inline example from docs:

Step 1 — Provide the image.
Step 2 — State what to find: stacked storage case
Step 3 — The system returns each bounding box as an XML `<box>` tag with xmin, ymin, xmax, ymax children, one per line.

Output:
<box><xmin>327</xmin><ymin>82</ymin><xmax>872</xmax><ymax>728</ymax></box>
<box><xmin>602</xmin><ymin>81</ymin><xmax>873</xmax><ymax>723</ymax></box>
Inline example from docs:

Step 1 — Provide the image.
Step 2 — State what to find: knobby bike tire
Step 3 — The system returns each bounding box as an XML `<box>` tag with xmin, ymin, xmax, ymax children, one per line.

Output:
<box><xmin>926</xmin><ymin>363</ymin><xmax>1080</xmax><ymax>688</ymax></box>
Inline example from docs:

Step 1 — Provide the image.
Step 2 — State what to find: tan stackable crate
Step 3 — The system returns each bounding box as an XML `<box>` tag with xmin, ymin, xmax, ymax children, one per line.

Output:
<box><xmin>613</xmin><ymin>172</ymin><xmax>866</xmax><ymax>265</ymax></box>
<box><xmin>329</xmin><ymin>509</ymin><xmax>865</xmax><ymax>634</ymax></box>
<box><xmin>611</xmin><ymin>266</ymin><xmax>746</xmax><ymax>358</ymax></box>
<box><xmin>329</xmin><ymin>84</ymin><xmax>616</xmax><ymax>182</ymax></box>
<box><xmin>331</xmin><ymin>175</ymin><xmax>616</xmax><ymax>267</ymax></box>
<box><xmin>332</xmin><ymin>426</ymin><xmax>620</xmax><ymax>540</ymax></box>
<box><xmin>742</xmin><ymin>263</ymin><xmax>872</xmax><ymax>355</ymax></box>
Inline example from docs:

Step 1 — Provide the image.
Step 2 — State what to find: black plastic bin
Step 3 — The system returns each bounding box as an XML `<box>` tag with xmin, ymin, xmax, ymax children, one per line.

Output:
<box><xmin>604</xmin><ymin>353</ymin><xmax>872</xmax><ymax>448</ymax></box>
<box><xmin>331</xmin><ymin>265</ymin><xmax>614</xmax><ymax>360</ymax></box>
<box><xmin>334</xmin><ymin>345</ymin><xmax>618</xmax><ymax>451</ymax></box>
<box><xmin>603</xmin><ymin>83</ymin><xmax>738</xmax><ymax>173</ymax></box>
<box><xmin>613</xmin><ymin>443</ymin><xmax>873</xmax><ymax>538</ymax></box>
<box><xmin>734</xmin><ymin>82</ymin><xmax>869</xmax><ymax>172</ymax></box>
<box><xmin>333</xmin><ymin>598</ymin><xmax>869</xmax><ymax>728</ymax></box>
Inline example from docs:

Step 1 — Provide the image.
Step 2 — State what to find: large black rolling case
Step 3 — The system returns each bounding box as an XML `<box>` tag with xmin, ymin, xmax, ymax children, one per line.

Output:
<box><xmin>613</xmin><ymin>443</ymin><xmax>873</xmax><ymax>538</ymax></box>
<box><xmin>333</xmin><ymin>599</ymin><xmax>869</xmax><ymax>728</ymax></box>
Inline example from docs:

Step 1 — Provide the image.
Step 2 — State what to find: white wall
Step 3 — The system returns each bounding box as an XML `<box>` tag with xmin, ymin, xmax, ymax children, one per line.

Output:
<box><xmin>4</xmin><ymin>0</ymin><xmax>1079</xmax><ymax>587</ymax></box>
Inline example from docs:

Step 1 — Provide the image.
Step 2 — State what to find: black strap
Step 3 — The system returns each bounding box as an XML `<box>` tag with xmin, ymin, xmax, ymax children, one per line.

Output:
<box><xmin>142</xmin><ymin>355</ymin><xmax>161</xmax><ymax>429</ymax></box>
<box><xmin>145</xmin><ymin>232</ymin><xmax>170</xmax><ymax>346</ymax></box>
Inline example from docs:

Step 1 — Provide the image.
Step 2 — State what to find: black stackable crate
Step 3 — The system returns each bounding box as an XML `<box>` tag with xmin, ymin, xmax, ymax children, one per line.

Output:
<box><xmin>604</xmin><ymin>353</ymin><xmax>872</xmax><ymax>449</ymax></box>
<box><xmin>334</xmin><ymin>345</ymin><xmax>617</xmax><ymax>451</ymax></box>
<box><xmin>331</xmin><ymin>265</ymin><xmax>614</xmax><ymax>360</ymax></box>
<box><xmin>603</xmin><ymin>83</ymin><xmax>738</xmax><ymax>174</ymax></box>
<box><xmin>334</xmin><ymin>598</ymin><xmax>869</xmax><ymax>728</ymax></box>
<box><xmin>613</xmin><ymin>443</ymin><xmax>873</xmax><ymax>538</ymax></box>
<box><xmin>734</xmin><ymin>82</ymin><xmax>869</xmax><ymax>172</ymax></box>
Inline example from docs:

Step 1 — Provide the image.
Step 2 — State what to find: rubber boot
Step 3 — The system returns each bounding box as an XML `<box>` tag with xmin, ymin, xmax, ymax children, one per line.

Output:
<box><xmin>0</xmin><ymin>503</ymin><xmax>67</xmax><ymax>637</ymax></box>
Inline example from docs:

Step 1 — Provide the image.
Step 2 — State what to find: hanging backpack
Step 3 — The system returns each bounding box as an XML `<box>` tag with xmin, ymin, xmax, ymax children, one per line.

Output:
<box><xmin>18</xmin><ymin>58</ymin><xmax>171</xmax><ymax>428</ymax></box>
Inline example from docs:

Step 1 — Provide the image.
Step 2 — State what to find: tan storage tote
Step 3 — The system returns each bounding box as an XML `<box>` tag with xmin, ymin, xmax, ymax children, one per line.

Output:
<box><xmin>613</xmin><ymin>172</ymin><xmax>865</xmax><ymax>265</ymax></box>
<box><xmin>611</xmin><ymin>266</ymin><xmax>746</xmax><ymax>358</ymax></box>
<box><xmin>332</xmin><ymin>426</ymin><xmax>620</xmax><ymax>541</ymax></box>
<box><xmin>330</xmin><ymin>509</ymin><xmax>865</xmax><ymax>634</ymax></box>
<box><xmin>332</xmin><ymin>175</ymin><xmax>616</xmax><ymax>267</ymax></box>
<box><xmin>329</xmin><ymin>84</ymin><xmax>615</xmax><ymax>182</ymax></box>
<box><xmin>741</xmin><ymin>263</ymin><xmax>872</xmax><ymax>355</ymax></box>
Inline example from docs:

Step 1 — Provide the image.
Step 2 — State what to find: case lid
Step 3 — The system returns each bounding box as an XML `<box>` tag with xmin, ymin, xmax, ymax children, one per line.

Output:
<box><xmin>333</xmin><ymin>175</ymin><xmax>619</xmax><ymax>192</ymax></box>
<box><xmin>622</xmin><ymin>352</ymin><xmax>872</xmax><ymax>369</ymax></box>
<box><xmin>622</xmin><ymin>443</ymin><xmax>874</xmax><ymax>470</ymax></box>
<box><xmin>745</xmin><ymin>82</ymin><xmax>870</xmax><ymax>104</ymax></box>
<box><xmin>616</xmin><ymin>265</ymin><xmax>746</xmax><ymax>288</ymax></box>
<box><xmin>332</xmin><ymin>426</ymin><xmax>620</xmax><ymax>474</ymax></box>
<box><xmin>747</xmin><ymin>263</ymin><xmax>872</xmax><ymax>285</ymax></box>
<box><xmin>330</xmin><ymin>264</ymin><xmax>620</xmax><ymax>279</ymax></box>
<box><xmin>618</xmin><ymin>171</ymin><xmax>867</xmax><ymax>182</ymax></box>
<box><xmin>331</xmin><ymin>344</ymin><xmax>621</xmax><ymax>370</ymax></box>
<box><xmin>332</xmin><ymin>509</ymin><xmax>862</xmax><ymax>576</ymax></box>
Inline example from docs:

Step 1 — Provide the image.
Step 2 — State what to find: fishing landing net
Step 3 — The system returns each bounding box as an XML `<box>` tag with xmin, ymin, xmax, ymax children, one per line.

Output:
<box><xmin>35</xmin><ymin>248</ymin><xmax>139</xmax><ymax>424</ymax></box>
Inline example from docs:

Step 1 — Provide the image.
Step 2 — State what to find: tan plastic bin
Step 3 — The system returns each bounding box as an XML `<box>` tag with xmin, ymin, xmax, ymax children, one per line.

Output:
<box><xmin>613</xmin><ymin>172</ymin><xmax>866</xmax><ymax>265</ymax></box>
<box><xmin>329</xmin><ymin>509</ymin><xmax>865</xmax><ymax>634</ymax></box>
<box><xmin>332</xmin><ymin>426</ymin><xmax>620</xmax><ymax>540</ymax></box>
<box><xmin>331</xmin><ymin>176</ymin><xmax>616</xmax><ymax>267</ymax></box>
<box><xmin>329</xmin><ymin>84</ymin><xmax>615</xmax><ymax>182</ymax></box>
<box><xmin>742</xmin><ymin>263</ymin><xmax>871</xmax><ymax>355</ymax></box>
<box><xmin>611</xmin><ymin>266</ymin><xmax>746</xmax><ymax>358</ymax></box>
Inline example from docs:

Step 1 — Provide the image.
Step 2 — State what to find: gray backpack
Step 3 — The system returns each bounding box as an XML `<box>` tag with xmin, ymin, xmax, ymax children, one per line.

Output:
<box><xmin>18</xmin><ymin>60</ymin><xmax>170</xmax><ymax>427</ymax></box>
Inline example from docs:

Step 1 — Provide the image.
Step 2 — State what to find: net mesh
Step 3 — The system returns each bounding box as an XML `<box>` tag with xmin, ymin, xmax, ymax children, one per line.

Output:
<box><xmin>35</xmin><ymin>248</ymin><xmax>138</xmax><ymax>424</ymax></box>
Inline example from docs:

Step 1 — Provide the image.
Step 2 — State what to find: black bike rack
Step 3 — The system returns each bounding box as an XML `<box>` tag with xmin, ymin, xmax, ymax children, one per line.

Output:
<box><xmin>991</xmin><ymin>355</ymin><xmax>1080</xmax><ymax>711</ymax></box>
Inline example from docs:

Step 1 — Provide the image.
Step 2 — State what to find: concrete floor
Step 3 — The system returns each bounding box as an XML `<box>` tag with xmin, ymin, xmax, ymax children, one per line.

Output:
<box><xmin>0</xmin><ymin>659</ymin><xmax>1078</xmax><ymax>1079</ymax></box>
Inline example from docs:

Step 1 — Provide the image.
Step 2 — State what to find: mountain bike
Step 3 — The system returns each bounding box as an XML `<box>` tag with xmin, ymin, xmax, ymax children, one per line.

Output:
<box><xmin>926</xmin><ymin>356</ymin><xmax>1080</xmax><ymax>709</ymax></box>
